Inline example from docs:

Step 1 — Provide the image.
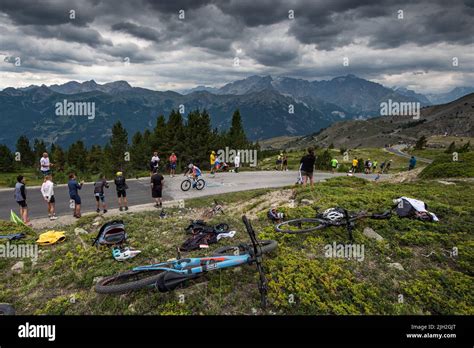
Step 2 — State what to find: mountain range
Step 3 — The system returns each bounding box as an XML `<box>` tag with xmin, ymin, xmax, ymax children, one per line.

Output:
<box><xmin>0</xmin><ymin>75</ymin><xmax>472</xmax><ymax>148</ymax></box>
<box><xmin>278</xmin><ymin>93</ymin><xmax>474</xmax><ymax>149</ymax></box>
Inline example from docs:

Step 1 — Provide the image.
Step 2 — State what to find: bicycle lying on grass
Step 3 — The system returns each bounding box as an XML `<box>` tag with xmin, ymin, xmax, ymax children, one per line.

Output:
<box><xmin>201</xmin><ymin>199</ymin><xmax>225</xmax><ymax>219</ymax></box>
<box><xmin>95</xmin><ymin>215</ymin><xmax>277</xmax><ymax>308</ymax></box>
<box><xmin>274</xmin><ymin>207</ymin><xmax>392</xmax><ymax>241</ymax></box>
<box><xmin>181</xmin><ymin>175</ymin><xmax>205</xmax><ymax>191</ymax></box>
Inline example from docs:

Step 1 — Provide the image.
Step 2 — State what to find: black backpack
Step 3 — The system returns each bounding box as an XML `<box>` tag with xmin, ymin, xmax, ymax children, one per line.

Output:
<box><xmin>92</xmin><ymin>220</ymin><xmax>127</xmax><ymax>246</ymax></box>
<box><xmin>395</xmin><ymin>198</ymin><xmax>433</xmax><ymax>222</ymax></box>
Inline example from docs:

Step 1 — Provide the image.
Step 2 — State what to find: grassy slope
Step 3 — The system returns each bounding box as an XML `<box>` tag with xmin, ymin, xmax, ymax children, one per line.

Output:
<box><xmin>1</xmin><ymin>177</ymin><xmax>472</xmax><ymax>315</ymax></box>
<box><xmin>420</xmin><ymin>152</ymin><xmax>474</xmax><ymax>179</ymax></box>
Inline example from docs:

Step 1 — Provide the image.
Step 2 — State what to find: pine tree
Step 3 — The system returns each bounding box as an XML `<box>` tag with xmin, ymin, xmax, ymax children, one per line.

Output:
<box><xmin>414</xmin><ymin>135</ymin><xmax>427</xmax><ymax>150</ymax></box>
<box><xmin>51</xmin><ymin>144</ymin><xmax>66</xmax><ymax>171</ymax></box>
<box><xmin>458</xmin><ymin>141</ymin><xmax>471</xmax><ymax>153</ymax></box>
<box><xmin>15</xmin><ymin>135</ymin><xmax>35</xmax><ymax>167</ymax></box>
<box><xmin>88</xmin><ymin>145</ymin><xmax>103</xmax><ymax>174</ymax></box>
<box><xmin>0</xmin><ymin>145</ymin><xmax>14</xmax><ymax>172</ymax></box>
<box><xmin>445</xmin><ymin>141</ymin><xmax>456</xmax><ymax>154</ymax></box>
<box><xmin>130</xmin><ymin>132</ymin><xmax>148</xmax><ymax>171</ymax></box>
<box><xmin>109</xmin><ymin>121</ymin><xmax>129</xmax><ymax>171</ymax></box>
<box><xmin>33</xmin><ymin>139</ymin><xmax>48</xmax><ymax>162</ymax></box>
<box><xmin>316</xmin><ymin>150</ymin><xmax>332</xmax><ymax>170</ymax></box>
<box><xmin>166</xmin><ymin>110</ymin><xmax>185</xmax><ymax>160</ymax></box>
<box><xmin>66</xmin><ymin>140</ymin><xmax>88</xmax><ymax>173</ymax></box>
<box><xmin>151</xmin><ymin>115</ymin><xmax>167</xmax><ymax>155</ymax></box>
<box><xmin>227</xmin><ymin>109</ymin><xmax>248</xmax><ymax>149</ymax></box>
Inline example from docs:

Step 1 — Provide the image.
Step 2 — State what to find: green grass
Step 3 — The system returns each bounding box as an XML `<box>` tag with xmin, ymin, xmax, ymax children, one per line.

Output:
<box><xmin>0</xmin><ymin>177</ymin><xmax>472</xmax><ymax>315</ymax></box>
<box><xmin>407</xmin><ymin>148</ymin><xmax>445</xmax><ymax>160</ymax></box>
<box><xmin>420</xmin><ymin>152</ymin><xmax>474</xmax><ymax>179</ymax></box>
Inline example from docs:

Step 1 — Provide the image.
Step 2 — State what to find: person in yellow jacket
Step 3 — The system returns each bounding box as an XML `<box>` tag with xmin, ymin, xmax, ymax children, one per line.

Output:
<box><xmin>210</xmin><ymin>151</ymin><xmax>216</xmax><ymax>174</ymax></box>
<box><xmin>351</xmin><ymin>158</ymin><xmax>358</xmax><ymax>173</ymax></box>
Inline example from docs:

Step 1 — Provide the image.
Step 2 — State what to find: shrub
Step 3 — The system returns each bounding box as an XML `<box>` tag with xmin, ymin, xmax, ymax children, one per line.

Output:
<box><xmin>419</xmin><ymin>152</ymin><xmax>474</xmax><ymax>179</ymax></box>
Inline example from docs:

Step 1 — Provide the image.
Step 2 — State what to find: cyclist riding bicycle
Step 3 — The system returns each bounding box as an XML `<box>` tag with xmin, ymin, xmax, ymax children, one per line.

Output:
<box><xmin>185</xmin><ymin>163</ymin><xmax>202</xmax><ymax>179</ymax></box>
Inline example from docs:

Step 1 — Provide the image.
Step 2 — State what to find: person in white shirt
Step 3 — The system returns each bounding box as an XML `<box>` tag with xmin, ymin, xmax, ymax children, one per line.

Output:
<box><xmin>150</xmin><ymin>152</ymin><xmax>160</xmax><ymax>175</ymax></box>
<box><xmin>40</xmin><ymin>175</ymin><xmax>57</xmax><ymax>220</ymax></box>
<box><xmin>234</xmin><ymin>152</ymin><xmax>240</xmax><ymax>173</ymax></box>
<box><xmin>40</xmin><ymin>152</ymin><xmax>54</xmax><ymax>176</ymax></box>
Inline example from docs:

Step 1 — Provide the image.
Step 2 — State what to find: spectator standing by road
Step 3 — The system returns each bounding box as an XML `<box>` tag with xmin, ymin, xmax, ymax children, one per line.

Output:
<box><xmin>94</xmin><ymin>174</ymin><xmax>109</xmax><ymax>214</ymax></box>
<box><xmin>40</xmin><ymin>152</ymin><xmax>54</xmax><ymax>176</ymax></box>
<box><xmin>408</xmin><ymin>156</ymin><xmax>417</xmax><ymax>170</ymax></box>
<box><xmin>330</xmin><ymin>158</ymin><xmax>338</xmax><ymax>173</ymax></box>
<box><xmin>40</xmin><ymin>175</ymin><xmax>57</xmax><ymax>221</ymax></box>
<box><xmin>300</xmin><ymin>147</ymin><xmax>316</xmax><ymax>188</ymax></box>
<box><xmin>151</xmin><ymin>170</ymin><xmax>164</xmax><ymax>208</ymax></box>
<box><xmin>234</xmin><ymin>152</ymin><xmax>240</xmax><ymax>173</ymax></box>
<box><xmin>150</xmin><ymin>152</ymin><xmax>160</xmax><ymax>175</ymax></box>
<box><xmin>169</xmin><ymin>152</ymin><xmax>177</xmax><ymax>177</ymax></box>
<box><xmin>68</xmin><ymin>173</ymin><xmax>84</xmax><ymax>218</ymax></box>
<box><xmin>14</xmin><ymin>175</ymin><xmax>31</xmax><ymax>226</ymax></box>
<box><xmin>114</xmin><ymin>171</ymin><xmax>128</xmax><ymax>211</ymax></box>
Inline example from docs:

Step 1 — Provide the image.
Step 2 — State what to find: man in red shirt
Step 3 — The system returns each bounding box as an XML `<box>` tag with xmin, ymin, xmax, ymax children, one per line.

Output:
<box><xmin>169</xmin><ymin>152</ymin><xmax>177</xmax><ymax>177</ymax></box>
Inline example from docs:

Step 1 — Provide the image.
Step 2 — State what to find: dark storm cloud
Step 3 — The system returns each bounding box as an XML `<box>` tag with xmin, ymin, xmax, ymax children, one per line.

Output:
<box><xmin>284</xmin><ymin>0</ymin><xmax>474</xmax><ymax>50</ymax></box>
<box><xmin>21</xmin><ymin>24</ymin><xmax>112</xmax><ymax>47</ymax></box>
<box><xmin>0</xmin><ymin>0</ymin><xmax>97</xmax><ymax>26</ymax></box>
<box><xmin>111</xmin><ymin>22</ymin><xmax>162</xmax><ymax>42</ymax></box>
<box><xmin>0</xmin><ymin>0</ymin><xmax>472</xmax><ymax>92</ymax></box>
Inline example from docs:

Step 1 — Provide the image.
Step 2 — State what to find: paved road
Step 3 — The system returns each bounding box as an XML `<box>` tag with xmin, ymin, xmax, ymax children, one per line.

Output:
<box><xmin>0</xmin><ymin>171</ymin><xmax>382</xmax><ymax>220</ymax></box>
<box><xmin>386</xmin><ymin>145</ymin><xmax>433</xmax><ymax>164</ymax></box>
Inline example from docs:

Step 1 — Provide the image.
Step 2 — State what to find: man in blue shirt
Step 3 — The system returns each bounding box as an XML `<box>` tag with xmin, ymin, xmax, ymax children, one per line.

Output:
<box><xmin>408</xmin><ymin>156</ymin><xmax>417</xmax><ymax>171</ymax></box>
<box><xmin>68</xmin><ymin>173</ymin><xmax>84</xmax><ymax>218</ymax></box>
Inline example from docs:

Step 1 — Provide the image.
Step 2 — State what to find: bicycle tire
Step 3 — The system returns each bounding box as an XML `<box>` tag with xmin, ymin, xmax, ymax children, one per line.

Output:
<box><xmin>274</xmin><ymin>218</ymin><xmax>327</xmax><ymax>234</ymax></box>
<box><xmin>0</xmin><ymin>303</ymin><xmax>15</xmax><ymax>315</ymax></box>
<box><xmin>196</xmin><ymin>179</ymin><xmax>205</xmax><ymax>190</ymax></box>
<box><xmin>95</xmin><ymin>270</ymin><xmax>166</xmax><ymax>294</ymax></box>
<box><xmin>214</xmin><ymin>240</ymin><xmax>278</xmax><ymax>256</ymax></box>
<box><xmin>181</xmin><ymin>180</ymin><xmax>191</xmax><ymax>191</ymax></box>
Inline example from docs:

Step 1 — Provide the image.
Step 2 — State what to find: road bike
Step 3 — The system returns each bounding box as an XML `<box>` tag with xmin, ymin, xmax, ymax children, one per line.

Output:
<box><xmin>95</xmin><ymin>215</ymin><xmax>277</xmax><ymax>307</ymax></box>
<box><xmin>274</xmin><ymin>208</ymin><xmax>392</xmax><ymax>241</ymax></box>
<box><xmin>181</xmin><ymin>175</ymin><xmax>205</xmax><ymax>191</ymax></box>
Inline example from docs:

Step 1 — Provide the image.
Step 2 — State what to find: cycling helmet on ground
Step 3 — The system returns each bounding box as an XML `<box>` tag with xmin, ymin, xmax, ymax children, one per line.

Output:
<box><xmin>112</xmin><ymin>246</ymin><xmax>141</xmax><ymax>261</ymax></box>
<box><xmin>321</xmin><ymin>208</ymin><xmax>346</xmax><ymax>222</ymax></box>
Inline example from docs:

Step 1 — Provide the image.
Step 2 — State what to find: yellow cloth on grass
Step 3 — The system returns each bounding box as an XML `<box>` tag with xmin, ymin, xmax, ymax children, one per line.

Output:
<box><xmin>36</xmin><ymin>230</ymin><xmax>66</xmax><ymax>245</ymax></box>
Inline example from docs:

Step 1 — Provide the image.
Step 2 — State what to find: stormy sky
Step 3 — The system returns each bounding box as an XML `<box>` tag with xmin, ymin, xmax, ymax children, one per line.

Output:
<box><xmin>0</xmin><ymin>0</ymin><xmax>473</xmax><ymax>93</ymax></box>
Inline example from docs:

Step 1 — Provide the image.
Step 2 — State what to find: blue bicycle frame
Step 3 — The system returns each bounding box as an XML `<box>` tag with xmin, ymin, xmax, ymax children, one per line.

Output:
<box><xmin>133</xmin><ymin>254</ymin><xmax>250</xmax><ymax>275</ymax></box>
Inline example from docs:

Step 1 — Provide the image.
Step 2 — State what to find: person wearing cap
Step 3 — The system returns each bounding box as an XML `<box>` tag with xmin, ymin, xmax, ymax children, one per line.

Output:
<box><xmin>114</xmin><ymin>171</ymin><xmax>128</xmax><ymax>211</ymax></box>
<box><xmin>210</xmin><ymin>150</ymin><xmax>216</xmax><ymax>174</ymax></box>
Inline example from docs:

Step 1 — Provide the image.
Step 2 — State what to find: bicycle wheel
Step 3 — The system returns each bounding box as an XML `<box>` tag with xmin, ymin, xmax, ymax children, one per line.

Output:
<box><xmin>95</xmin><ymin>269</ymin><xmax>166</xmax><ymax>294</ymax></box>
<box><xmin>180</xmin><ymin>179</ymin><xmax>191</xmax><ymax>191</ymax></box>
<box><xmin>214</xmin><ymin>240</ymin><xmax>278</xmax><ymax>256</ymax></box>
<box><xmin>195</xmin><ymin>179</ymin><xmax>205</xmax><ymax>190</ymax></box>
<box><xmin>274</xmin><ymin>218</ymin><xmax>326</xmax><ymax>234</ymax></box>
